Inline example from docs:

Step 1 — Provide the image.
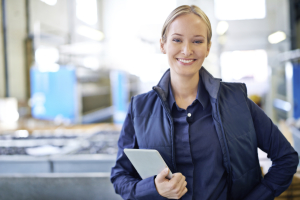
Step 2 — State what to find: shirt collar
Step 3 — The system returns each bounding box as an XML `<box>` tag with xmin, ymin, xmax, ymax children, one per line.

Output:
<box><xmin>196</xmin><ymin>77</ymin><xmax>209</xmax><ymax>109</ymax></box>
<box><xmin>154</xmin><ymin>67</ymin><xmax>222</xmax><ymax>102</ymax></box>
<box><xmin>168</xmin><ymin>81</ymin><xmax>176</xmax><ymax>111</ymax></box>
<box><xmin>168</xmin><ymin>76</ymin><xmax>209</xmax><ymax>111</ymax></box>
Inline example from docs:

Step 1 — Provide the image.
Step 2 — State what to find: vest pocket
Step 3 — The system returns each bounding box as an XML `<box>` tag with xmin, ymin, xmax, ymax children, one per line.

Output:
<box><xmin>227</xmin><ymin>130</ymin><xmax>259</xmax><ymax>178</ymax></box>
<box><xmin>134</xmin><ymin>116</ymin><xmax>171</xmax><ymax>148</ymax></box>
<box><xmin>230</xmin><ymin>166</ymin><xmax>261</xmax><ymax>200</ymax></box>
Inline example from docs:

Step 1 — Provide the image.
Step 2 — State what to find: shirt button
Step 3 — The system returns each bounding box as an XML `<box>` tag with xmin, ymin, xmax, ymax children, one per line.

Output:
<box><xmin>187</xmin><ymin>113</ymin><xmax>191</xmax><ymax>117</ymax></box>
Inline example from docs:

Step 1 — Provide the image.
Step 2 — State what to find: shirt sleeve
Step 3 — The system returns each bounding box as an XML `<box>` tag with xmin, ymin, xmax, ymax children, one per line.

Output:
<box><xmin>110</xmin><ymin>97</ymin><xmax>167</xmax><ymax>200</ymax></box>
<box><xmin>243</xmin><ymin>98</ymin><xmax>299</xmax><ymax>200</ymax></box>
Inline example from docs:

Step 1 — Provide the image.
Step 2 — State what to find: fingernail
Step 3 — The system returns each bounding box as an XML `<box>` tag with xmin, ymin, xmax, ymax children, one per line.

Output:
<box><xmin>164</xmin><ymin>168</ymin><xmax>168</xmax><ymax>173</ymax></box>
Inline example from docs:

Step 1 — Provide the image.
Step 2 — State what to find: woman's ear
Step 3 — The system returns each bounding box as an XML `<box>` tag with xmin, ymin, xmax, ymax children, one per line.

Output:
<box><xmin>160</xmin><ymin>39</ymin><xmax>166</xmax><ymax>54</ymax></box>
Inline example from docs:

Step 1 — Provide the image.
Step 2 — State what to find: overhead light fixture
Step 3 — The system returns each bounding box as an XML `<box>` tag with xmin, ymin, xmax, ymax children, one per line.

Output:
<box><xmin>268</xmin><ymin>31</ymin><xmax>286</xmax><ymax>44</ymax></box>
<box><xmin>35</xmin><ymin>47</ymin><xmax>60</xmax><ymax>72</ymax></box>
<box><xmin>76</xmin><ymin>26</ymin><xmax>104</xmax><ymax>41</ymax></box>
<box><xmin>214</xmin><ymin>0</ymin><xmax>266</xmax><ymax>20</ymax></box>
<box><xmin>40</xmin><ymin>0</ymin><xmax>57</xmax><ymax>6</ymax></box>
<box><xmin>35</xmin><ymin>47</ymin><xmax>59</xmax><ymax>65</ymax></box>
<box><xmin>216</xmin><ymin>21</ymin><xmax>229</xmax><ymax>35</ymax></box>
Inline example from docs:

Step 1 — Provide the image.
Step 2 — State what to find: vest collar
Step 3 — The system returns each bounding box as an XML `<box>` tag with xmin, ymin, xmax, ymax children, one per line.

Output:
<box><xmin>153</xmin><ymin>67</ymin><xmax>222</xmax><ymax>101</ymax></box>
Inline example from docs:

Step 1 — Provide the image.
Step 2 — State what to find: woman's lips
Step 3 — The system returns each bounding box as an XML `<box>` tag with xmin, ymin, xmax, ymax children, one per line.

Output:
<box><xmin>177</xmin><ymin>58</ymin><xmax>196</xmax><ymax>65</ymax></box>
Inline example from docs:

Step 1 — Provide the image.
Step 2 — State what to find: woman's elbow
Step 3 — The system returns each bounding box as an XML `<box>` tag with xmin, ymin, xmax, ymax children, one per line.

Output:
<box><xmin>292</xmin><ymin>151</ymin><xmax>299</xmax><ymax>170</ymax></box>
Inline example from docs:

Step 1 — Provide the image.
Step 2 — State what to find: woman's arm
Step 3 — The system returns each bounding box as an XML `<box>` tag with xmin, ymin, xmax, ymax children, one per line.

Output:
<box><xmin>110</xmin><ymin>98</ymin><xmax>166</xmax><ymax>200</ymax></box>
<box><xmin>243</xmin><ymin>98</ymin><xmax>299</xmax><ymax>200</ymax></box>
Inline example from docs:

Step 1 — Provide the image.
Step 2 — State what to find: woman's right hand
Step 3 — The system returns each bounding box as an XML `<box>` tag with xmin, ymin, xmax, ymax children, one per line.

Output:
<box><xmin>155</xmin><ymin>168</ymin><xmax>188</xmax><ymax>199</ymax></box>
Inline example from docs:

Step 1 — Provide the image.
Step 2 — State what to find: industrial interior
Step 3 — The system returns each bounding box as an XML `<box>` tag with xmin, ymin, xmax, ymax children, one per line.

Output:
<box><xmin>0</xmin><ymin>0</ymin><xmax>300</xmax><ymax>199</ymax></box>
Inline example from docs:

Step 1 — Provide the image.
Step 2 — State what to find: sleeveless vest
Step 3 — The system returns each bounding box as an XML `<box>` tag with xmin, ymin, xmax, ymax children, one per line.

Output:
<box><xmin>131</xmin><ymin>68</ymin><xmax>261</xmax><ymax>200</ymax></box>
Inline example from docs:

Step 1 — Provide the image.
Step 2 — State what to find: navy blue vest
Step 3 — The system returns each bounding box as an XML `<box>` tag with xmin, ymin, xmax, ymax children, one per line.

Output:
<box><xmin>131</xmin><ymin>68</ymin><xmax>261</xmax><ymax>200</ymax></box>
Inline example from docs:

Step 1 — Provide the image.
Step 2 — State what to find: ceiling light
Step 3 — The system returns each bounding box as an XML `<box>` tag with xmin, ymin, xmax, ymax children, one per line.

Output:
<box><xmin>268</xmin><ymin>31</ymin><xmax>286</xmax><ymax>44</ymax></box>
<box><xmin>40</xmin><ymin>0</ymin><xmax>57</xmax><ymax>6</ymax></box>
<box><xmin>35</xmin><ymin>47</ymin><xmax>59</xmax><ymax>65</ymax></box>
<box><xmin>76</xmin><ymin>0</ymin><xmax>98</xmax><ymax>25</ymax></box>
<box><xmin>216</xmin><ymin>21</ymin><xmax>229</xmax><ymax>35</ymax></box>
<box><xmin>76</xmin><ymin>26</ymin><xmax>104</xmax><ymax>41</ymax></box>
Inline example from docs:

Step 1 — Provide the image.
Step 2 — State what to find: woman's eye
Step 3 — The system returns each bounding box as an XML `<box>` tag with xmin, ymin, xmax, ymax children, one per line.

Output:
<box><xmin>194</xmin><ymin>40</ymin><xmax>203</xmax><ymax>44</ymax></box>
<box><xmin>173</xmin><ymin>39</ymin><xmax>181</xmax><ymax>43</ymax></box>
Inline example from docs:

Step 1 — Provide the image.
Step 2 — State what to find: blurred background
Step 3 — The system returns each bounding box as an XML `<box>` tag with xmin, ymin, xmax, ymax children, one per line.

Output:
<box><xmin>0</xmin><ymin>0</ymin><xmax>300</xmax><ymax>199</ymax></box>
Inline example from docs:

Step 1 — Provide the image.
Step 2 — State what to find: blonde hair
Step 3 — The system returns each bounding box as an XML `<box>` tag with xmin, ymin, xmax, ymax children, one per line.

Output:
<box><xmin>161</xmin><ymin>5</ymin><xmax>212</xmax><ymax>44</ymax></box>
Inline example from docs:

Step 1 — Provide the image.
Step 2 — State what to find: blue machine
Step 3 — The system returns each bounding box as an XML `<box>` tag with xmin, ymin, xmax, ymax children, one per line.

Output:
<box><xmin>30</xmin><ymin>66</ymin><xmax>78</xmax><ymax>122</ymax></box>
<box><xmin>293</xmin><ymin>64</ymin><xmax>300</xmax><ymax>119</ymax></box>
<box><xmin>110</xmin><ymin>70</ymin><xmax>128</xmax><ymax>124</ymax></box>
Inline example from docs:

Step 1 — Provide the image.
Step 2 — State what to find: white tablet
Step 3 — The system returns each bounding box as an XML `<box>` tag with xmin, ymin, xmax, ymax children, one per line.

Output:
<box><xmin>124</xmin><ymin>149</ymin><xmax>173</xmax><ymax>179</ymax></box>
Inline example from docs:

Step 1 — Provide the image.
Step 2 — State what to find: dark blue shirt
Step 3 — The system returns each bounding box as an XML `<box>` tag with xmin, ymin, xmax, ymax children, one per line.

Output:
<box><xmin>168</xmin><ymin>78</ymin><xmax>227</xmax><ymax>200</ymax></box>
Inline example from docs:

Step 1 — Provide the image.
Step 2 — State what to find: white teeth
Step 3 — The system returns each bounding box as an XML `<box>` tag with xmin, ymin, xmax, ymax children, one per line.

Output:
<box><xmin>178</xmin><ymin>59</ymin><xmax>194</xmax><ymax>63</ymax></box>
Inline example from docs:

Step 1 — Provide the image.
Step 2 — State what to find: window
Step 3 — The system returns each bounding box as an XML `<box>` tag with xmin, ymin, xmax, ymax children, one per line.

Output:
<box><xmin>76</xmin><ymin>0</ymin><xmax>98</xmax><ymax>25</ymax></box>
<box><xmin>214</xmin><ymin>0</ymin><xmax>266</xmax><ymax>20</ymax></box>
<box><xmin>220</xmin><ymin>50</ymin><xmax>268</xmax><ymax>82</ymax></box>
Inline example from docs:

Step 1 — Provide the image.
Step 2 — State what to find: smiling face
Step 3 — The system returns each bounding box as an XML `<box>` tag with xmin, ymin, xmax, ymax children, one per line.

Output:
<box><xmin>160</xmin><ymin>13</ymin><xmax>211</xmax><ymax>79</ymax></box>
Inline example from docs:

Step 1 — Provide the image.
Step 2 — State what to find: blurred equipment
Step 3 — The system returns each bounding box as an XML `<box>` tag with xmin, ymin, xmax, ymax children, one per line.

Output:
<box><xmin>0</xmin><ymin>123</ymin><xmax>120</xmax><ymax>173</ymax></box>
<box><xmin>30</xmin><ymin>66</ymin><xmax>78</xmax><ymax>123</ymax></box>
<box><xmin>0</xmin><ymin>173</ymin><xmax>122</xmax><ymax>200</ymax></box>
<box><xmin>281</xmin><ymin>50</ymin><xmax>300</xmax><ymax>120</ymax></box>
<box><xmin>249</xmin><ymin>94</ymin><xmax>262</xmax><ymax>107</ymax></box>
<box><xmin>292</xmin><ymin>65</ymin><xmax>300</xmax><ymax>119</ymax></box>
<box><xmin>110</xmin><ymin>70</ymin><xmax>129</xmax><ymax>124</ymax></box>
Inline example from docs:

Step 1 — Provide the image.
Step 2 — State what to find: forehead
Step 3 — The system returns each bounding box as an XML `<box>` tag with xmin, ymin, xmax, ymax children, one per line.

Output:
<box><xmin>167</xmin><ymin>14</ymin><xmax>207</xmax><ymax>36</ymax></box>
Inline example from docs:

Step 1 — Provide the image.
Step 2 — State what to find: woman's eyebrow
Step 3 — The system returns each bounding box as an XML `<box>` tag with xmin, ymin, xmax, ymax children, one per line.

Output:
<box><xmin>194</xmin><ymin>35</ymin><xmax>205</xmax><ymax>38</ymax></box>
<box><xmin>171</xmin><ymin>33</ymin><xmax>183</xmax><ymax>36</ymax></box>
<box><xmin>171</xmin><ymin>33</ymin><xmax>205</xmax><ymax>38</ymax></box>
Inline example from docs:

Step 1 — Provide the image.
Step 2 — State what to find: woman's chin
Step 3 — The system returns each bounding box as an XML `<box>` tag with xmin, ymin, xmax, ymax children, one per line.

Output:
<box><xmin>171</xmin><ymin>67</ymin><xmax>201</xmax><ymax>78</ymax></box>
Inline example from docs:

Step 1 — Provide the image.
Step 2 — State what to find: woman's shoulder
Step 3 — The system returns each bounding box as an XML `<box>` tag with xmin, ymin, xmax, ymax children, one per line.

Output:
<box><xmin>219</xmin><ymin>82</ymin><xmax>248</xmax><ymax>104</ymax></box>
<box><xmin>130</xmin><ymin>90</ymin><xmax>161</xmax><ymax>112</ymax></box>
<box><xmin>220</xmin><ymin>81</ymin><xmax>247</xmax><ymax>95</ymax></box>
<box><xmin>132</xmin><ymin>90</ymin><xmax>157</xmax><ymax>102</ymax></box>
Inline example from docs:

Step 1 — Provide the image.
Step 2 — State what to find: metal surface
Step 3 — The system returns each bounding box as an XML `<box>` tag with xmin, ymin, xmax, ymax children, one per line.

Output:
<box><xmin>0</xmin><ymin>173</ymin><xmax>122</xmax><ymax>200</ymax></box>
<box><xmin>0</xmin><ymin>154</ymin><xmax>116</xmax><ymax>174</ymax></box>
<box><xmin>0</xmin><ymin>128</ymin><xmax>119</xmax><ymax>173</ymax></box>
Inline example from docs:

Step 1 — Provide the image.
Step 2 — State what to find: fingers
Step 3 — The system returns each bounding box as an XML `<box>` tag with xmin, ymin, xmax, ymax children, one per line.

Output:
<box><xmin>170</xmin><ymin>172</ymin><xmax>185</xmax><ymax>185</ymax></box>
<box><xmin>168</xmin><ymin>173</ymin><xmax>187</xmax><ymax>199</ymax></box>
<box><xmin>156</xmin><ymin>168</ymin><xmax>169</xmax><ymax>183</ymax></box>
<box><xmin>177</xmin><ymin>174</ymin><xmax>186</xmax><ymax>187</ymax></box>
<box><xmin>155</xmin><ymin>171</ymin><xmax>188</xmax><ymax>199</ymax></box>
<box><xmin>179</xmin><ymin>186</ymin><xmax>188</xmax><ymax>198</ymax></box>
<box><xmin>172</xmin><ymin>180</ymin><xmax>187</xmax><ymax>199</ymax></box>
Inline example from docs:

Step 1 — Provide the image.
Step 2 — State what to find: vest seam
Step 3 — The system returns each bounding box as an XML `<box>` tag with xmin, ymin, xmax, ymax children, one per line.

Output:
<box><xmin>232</xmin><ymin>165</ymin><xmax>259</xmax><ymax>181</ymax></box>
<box><xmin>221</xmin><ymin>100</ymin><xmax>247</xmax><ymax>111</ymax></box>
<box><xmin>225</xmin><ymin>128</ymin><xmax>256</xmax><ymax>141</ymax></box>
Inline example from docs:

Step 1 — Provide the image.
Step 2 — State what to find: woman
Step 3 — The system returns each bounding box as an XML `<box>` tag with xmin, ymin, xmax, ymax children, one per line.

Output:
<box><xmin>111</xmin><ymin>5</ymin><xmax>298</xmax><ymax>200</ymax></box>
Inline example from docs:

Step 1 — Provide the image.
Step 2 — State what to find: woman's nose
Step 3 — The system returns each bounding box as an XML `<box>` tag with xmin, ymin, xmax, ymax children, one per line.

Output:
<box><xmin>181</xmin><ymin>42</ymin><xmax>193</xmax><ymax>56</ymax></box>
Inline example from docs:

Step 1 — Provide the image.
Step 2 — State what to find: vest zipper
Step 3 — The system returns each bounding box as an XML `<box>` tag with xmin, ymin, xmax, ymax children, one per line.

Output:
<box><xmin>153</xmin><ymin>88</ymin><xmax>177</xmax><ymax>172</ymax></box>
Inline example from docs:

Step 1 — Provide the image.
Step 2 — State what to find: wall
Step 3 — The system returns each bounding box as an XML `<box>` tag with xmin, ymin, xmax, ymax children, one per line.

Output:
<box><xmin>0</xmin><ymin>2</ymin><xmax>4</xmax><ymax>97</ymax></box>
<box><xmin>223</xmin><ymin>0</ymin><xmax>290</xmax><ymax>52</ymax></box>
<box><xmin>6</xmin><ymin>0</ymin><xmax>27</xmax><ymax>101</ymax></box>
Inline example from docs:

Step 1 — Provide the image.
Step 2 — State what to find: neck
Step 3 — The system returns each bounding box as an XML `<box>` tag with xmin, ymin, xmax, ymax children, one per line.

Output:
<box><xmin>170</xmin><ymin>70</ymin><xmax>199</xmax><ymax>103</ymax></box>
